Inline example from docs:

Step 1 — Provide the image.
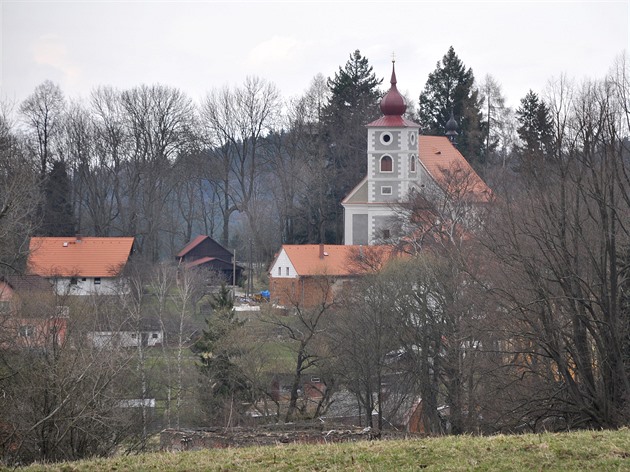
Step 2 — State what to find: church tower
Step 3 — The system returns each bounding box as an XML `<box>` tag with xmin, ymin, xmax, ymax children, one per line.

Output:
<box><xmin>342</xmin><ymin>60</ymin><xmax>421</xmax><ymax>245</ymax></box>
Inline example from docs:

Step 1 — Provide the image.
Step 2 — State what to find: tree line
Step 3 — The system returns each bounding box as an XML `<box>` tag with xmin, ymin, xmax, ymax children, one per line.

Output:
<box><xmin>2</xmin><ymin>47</ymin><xmax>560</xmax><ymax>273</ymax></box>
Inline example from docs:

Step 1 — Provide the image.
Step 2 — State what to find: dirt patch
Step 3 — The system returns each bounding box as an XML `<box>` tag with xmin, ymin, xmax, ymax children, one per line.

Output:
<box><xmin>160</xmin><ymin>424</ymin><xmax>418</xmax><ymax>451</ymax></box>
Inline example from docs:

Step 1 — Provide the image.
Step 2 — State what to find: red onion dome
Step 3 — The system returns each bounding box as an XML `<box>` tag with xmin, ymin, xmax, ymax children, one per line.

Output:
<box><xmin>380</xmin><ymin>62</ymin><xmax>407</xmax><ymax>116</ymax></box>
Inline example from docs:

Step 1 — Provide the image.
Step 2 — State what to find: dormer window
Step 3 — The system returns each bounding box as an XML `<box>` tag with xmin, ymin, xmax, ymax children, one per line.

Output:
<box><xmin>380</xmin><ymin>155</ymin><xmax>393</xmax><ymax>173</ymax></box>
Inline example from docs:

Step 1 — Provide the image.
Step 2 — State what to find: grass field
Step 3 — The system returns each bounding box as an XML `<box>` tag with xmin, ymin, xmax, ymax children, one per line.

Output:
<box><xmin>7</xmin><ymin>428</ymin><xmax>630</xmax><ymax>471</ymax></box>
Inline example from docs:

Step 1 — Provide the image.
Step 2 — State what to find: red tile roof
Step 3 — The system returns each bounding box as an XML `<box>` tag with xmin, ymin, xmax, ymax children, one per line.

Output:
<box><xmin>366</xmin><ymin>116</ymin><xmax>420</xmax><ymax>127</ymax></box>
<box><xmin>27</xmin><ymin>237</ymin><xmax>134</xmax><ymax>277</ymax></box>
<box><xmin>418</xmin><ymin>136</ymin><xmax>492</xmax><ymax>202</ymax></box>
<box><xmin>279</xmin><ymin>245</ymin><xmax>398</xmax><ymax>277</ymax></box>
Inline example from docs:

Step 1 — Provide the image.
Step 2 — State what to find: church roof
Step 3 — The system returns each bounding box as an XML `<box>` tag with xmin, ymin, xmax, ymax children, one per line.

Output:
<box><xmin>366</xmin><ymin>115</ymin><xmax>420</xmax><ymax>127</ymax></box>
<box><xmin>380</xmin><ymin>61</ymin><xmax>407</xmax><ymax>116</ymax></box>
<box><xmin>367</xmin><ymin>61</ymin><xmax>420</xmax><ymax>128</ymax></box>
<box><xmin>418</xmin><ymin>136</ymin><xmax>492</xmax><ymax>202</ymax></box>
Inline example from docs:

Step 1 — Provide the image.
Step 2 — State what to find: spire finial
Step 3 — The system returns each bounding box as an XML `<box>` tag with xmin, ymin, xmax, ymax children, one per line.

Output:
<box><xmin>392</xmin><ymin>51</ymin><xmax>396</xmax><ymax>64</ymax></box>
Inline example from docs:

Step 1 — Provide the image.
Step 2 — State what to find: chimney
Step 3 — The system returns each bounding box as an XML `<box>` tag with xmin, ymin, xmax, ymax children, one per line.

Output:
<box><xmin>76</xmin><ymin>234</ymin><xmax>83</xmax><ymax>243</ymax></box>
<box><xmin>319</xmin><ymin>243</ymin><xmax>324</xmax><ymax>259</ymax></box>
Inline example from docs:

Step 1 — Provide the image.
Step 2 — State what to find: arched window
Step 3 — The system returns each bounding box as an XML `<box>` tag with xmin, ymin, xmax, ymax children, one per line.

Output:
<box><xmin>410</xmin><ymin>154</ymin><xmax>416</xmax><ymax>172</ymax></box>
<box><xmin>380</xmin><ymin>155</ymin><xmax>393</xmax><ymax>172</ymax></box>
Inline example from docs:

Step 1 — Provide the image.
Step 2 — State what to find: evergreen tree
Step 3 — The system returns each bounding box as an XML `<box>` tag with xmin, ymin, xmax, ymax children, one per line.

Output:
<box><xmin>515</xmin><ymin>90</ymin><xmax>554</xmax><ymax>159</ymax></box>
<box><xmin>418</xmin><ymin>47</ymin><xmax>486</xmax><ymax>168</ymax></box>
<box><xmin>322</xmin><ymin>50</ymin><xmax>383</xmax><ymax>243</ymax></box>
<box><xmin>192</xmin><ymin>285</ymin><xmax>252</xmax><ymax>424</ymax></box>
<box><xmin>40</xmin><ymin>160</ymin><xmax>75</xmax><ymax>236</ymax></box>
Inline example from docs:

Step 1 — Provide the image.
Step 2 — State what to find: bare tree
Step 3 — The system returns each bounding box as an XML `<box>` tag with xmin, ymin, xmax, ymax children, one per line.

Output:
<box><xmin>481</xmin><ymin>66</ymin><xmax>630</xmax><ymax>429</ymax></box>
<box><xmin>263</xmin><ymin>276</ymin><xmax>336</xmax><ymax>421</ymax></box>
<box><xmin>201</xmin><ymin>77</ymin><xmax>281</xmax><ymax>246</ymax></box>
<box><xmin>19</xmin><ymin>80</ymin><xmax>66</xmax><ymax>179</ymax></box>
<box><xmin>0</xmin><ymin>106</ymin><xmax>40</xmax><ymax>273</ymax></box>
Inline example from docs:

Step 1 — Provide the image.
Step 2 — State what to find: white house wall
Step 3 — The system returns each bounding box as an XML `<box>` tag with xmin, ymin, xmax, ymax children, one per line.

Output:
<box><xmin>53</xmin><ymin>277</ymin><xmax>129</xmax><ymax>296</ymax></box>
<box><xmin>269</xmin><ymin>249</ymin><xmax>298</xmax><ymax>279</ymax></box>
<box><xmin>88</xmin><ymin>330</ymin><xmax>163</xmax><ymax>349</ymax></box>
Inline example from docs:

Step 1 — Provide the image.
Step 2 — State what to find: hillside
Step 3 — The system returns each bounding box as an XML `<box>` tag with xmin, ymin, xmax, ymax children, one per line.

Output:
<box><xmin>7</xmin><ymin>429</ymin><xmax>630</xmax><ymax>471</ymax></box>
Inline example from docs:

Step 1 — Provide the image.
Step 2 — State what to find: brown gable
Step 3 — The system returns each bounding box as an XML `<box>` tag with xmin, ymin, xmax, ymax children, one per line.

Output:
<box><xmin>27</xmin><ymin>237</ymin><xmax>134</xmax><ymax>277</ymax></box>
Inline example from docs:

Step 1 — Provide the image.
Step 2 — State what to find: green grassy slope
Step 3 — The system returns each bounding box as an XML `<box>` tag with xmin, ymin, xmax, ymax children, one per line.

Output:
<box><xmin>8</xmin><ymin>428</ymin><xmax>630</xmax><ymax>471</ymax></box>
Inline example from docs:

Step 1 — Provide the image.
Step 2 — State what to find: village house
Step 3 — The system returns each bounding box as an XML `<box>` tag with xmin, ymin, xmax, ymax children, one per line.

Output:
<box><xmin>268</xmin><ymin>244</ymin><xmax>397</xmax><ymax>308</ymax></box>
<box><xmin>342</xmin><ymin>61</ymin><xmax>491</xmax><ymax>246</ymax></box>
<box><xmin>26</xmin><ymin>236</ymin><xmax>135</xmax><ymax>296</ymax></box>
<box><xmin>0</xmin><ymin>275</ymin><xmax>68</xmax><ymax>350</ymax></box>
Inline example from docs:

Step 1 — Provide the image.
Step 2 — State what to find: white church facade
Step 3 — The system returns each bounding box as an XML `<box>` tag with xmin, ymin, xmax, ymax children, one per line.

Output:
<box><xmin>342</xmin><ymin>62</ymin><xmax>491</xmax><ymax>245</ymax></box>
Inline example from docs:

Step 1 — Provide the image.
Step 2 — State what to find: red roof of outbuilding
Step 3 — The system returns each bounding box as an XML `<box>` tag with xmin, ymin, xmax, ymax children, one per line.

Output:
<box><xmin>27</xmin><ymin>237</ymin><xmax>134</xmax><ymax>277</ymax></box>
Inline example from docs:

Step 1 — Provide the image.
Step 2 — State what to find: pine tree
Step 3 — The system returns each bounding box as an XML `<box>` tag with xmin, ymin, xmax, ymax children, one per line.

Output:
<box><xmin>40</xmin><ymin>160</ymin><xmax>75</xmax><ymax>236</ymax></box>
<box><xmin>515</xmin><ymin>90</ymin><xmax>554</xmax><ymax>159</ymax></box>
<box><xmin>418</xmin><ymin>47</ymin><xmax>486</xmax><ymax>168</ymax></box>
<box><xmin>192</xmin><ymin>285</ymin><xmax>251</xmax><ymax>424</ymax></box>
<box><xmin>322</xmin><ymin>50</ymin><xmax>383</xmax><ymax>243</ymax></box>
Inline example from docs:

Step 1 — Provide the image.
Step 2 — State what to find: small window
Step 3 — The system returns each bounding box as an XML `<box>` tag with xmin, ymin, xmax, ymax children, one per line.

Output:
<box><xmin>152</xmin><ymin>333</ymin><xmax>159</xmax><ymax>339</ymax></box>
<box><xmin>381</xmin><ymin>186</ymin><xmax>392</xmax><ymax>195</ymax></box>
<box><xmin>285</xmin><ymin>267</ymin><xmax>289</xmax><ymax>276</ymax></box>
<box><xmin>94</xmin><ymin>277</ymin><xmax>101</xmax><ymax>285</ymax></box>
<box><xmin>278</xmin><ymin>267</ymin><xmax>281</xmax><ymax>276</ymax></box>
<box><xmin>19</xmin><ymin>325</ymin><xmax>35</xmax><ymax>337</ymax></box>
<box><xmin>380</xmin><ymin>155</ymin><xmax>393</xmax><ymax>172</ymax></box>
<box><xmin>380</xmin><ymin>132</ymin><xmax>393</xmax><ymax>145</ymax></box>
<box><xmin>410</xmin><ymin>155</ymin><xmax>416</xmax><ymax>172</ymax></box>
<box><xmin>81</xmin><ymin>277</ymin><xmax>87</xmax><ymax>282</ymax></box>
<box><xmin>70</xmin><ymin>277</ymin><xmax>78</xmax><ymax>285</ymax></box>
<box><xmin>383</xmin><ymin>229</ymin><xmax>391</xmax><ymax>239</ymax></box>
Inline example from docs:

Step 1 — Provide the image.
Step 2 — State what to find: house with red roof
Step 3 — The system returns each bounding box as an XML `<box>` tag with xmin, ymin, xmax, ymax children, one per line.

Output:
<box><xmin>176</xmin><ymin>235</ymin><xmax>244</xmax><ymax>284</ymax></box>
<box><xmin>342</xmin><ymin>61</ymin><xmax>491</xmax><ymax>246</ymax></box>
<box><xmin>268</xmin><ymin>244</ymin><xmax>397</xmax><ymax>307</ymax></box>
<box><xmin>0</xmin><ymin>275</ymin><xmax>68</xmax><ymax>350</ymax></box>
<box><xmin>26</xmin><ymin>236</ymin><xmax>134</xmax><ymax>296</ymax></box>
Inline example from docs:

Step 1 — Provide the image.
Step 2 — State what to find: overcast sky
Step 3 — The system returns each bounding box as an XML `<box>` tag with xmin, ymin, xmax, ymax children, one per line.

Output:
<box><xmin>1</xmin><ymin>1</ymin><xmax>628</xmax><ymax>111</ymax></box>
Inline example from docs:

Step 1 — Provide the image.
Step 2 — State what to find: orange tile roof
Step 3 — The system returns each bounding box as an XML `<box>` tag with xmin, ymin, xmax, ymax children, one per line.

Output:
<box><xmin>27</xmin><ymin>237</ymin><xmax>134</xmax><ymax>277</ymax></box>
<box><xmin>418</xmin><ymin>136</ymin><xmax>492</xmax><ymax>202</ymax></box>
<box><xmin>279</xmin><ymin>245</ymin><xmax>398</xmax><ymax>277</ymax></box>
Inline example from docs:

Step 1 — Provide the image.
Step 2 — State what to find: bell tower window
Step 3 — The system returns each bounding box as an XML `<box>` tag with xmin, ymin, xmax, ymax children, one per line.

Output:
<box><xmin>380</xmin><ymin>155</ymin><xmax>393</xmax><ymax>173</ymax></box>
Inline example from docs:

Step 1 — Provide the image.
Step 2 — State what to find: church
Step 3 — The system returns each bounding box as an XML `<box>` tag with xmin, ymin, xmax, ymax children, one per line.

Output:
<box><xmin>342</xmin><ymin>61</ymin><xmax>491</xmax><ymax>246</ymax></box>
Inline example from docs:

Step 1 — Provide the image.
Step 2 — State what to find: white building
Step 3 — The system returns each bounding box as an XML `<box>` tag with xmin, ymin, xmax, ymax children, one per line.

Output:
<box><xmin>342</xmin><ymin>62</ymin><xmax>491</xmax><ymax>246</ymax></box>
<box><xmin>26</xmin><ymin>236</ymin><xmax>135</xmax><ymax>296</ymax></box>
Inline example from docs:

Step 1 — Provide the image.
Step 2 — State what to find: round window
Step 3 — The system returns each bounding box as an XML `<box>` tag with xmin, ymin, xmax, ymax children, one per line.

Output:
<box><xmin>380</xmin><ymin>132</ymin><xmax>393</xmax><ymax>145</ymax></box>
